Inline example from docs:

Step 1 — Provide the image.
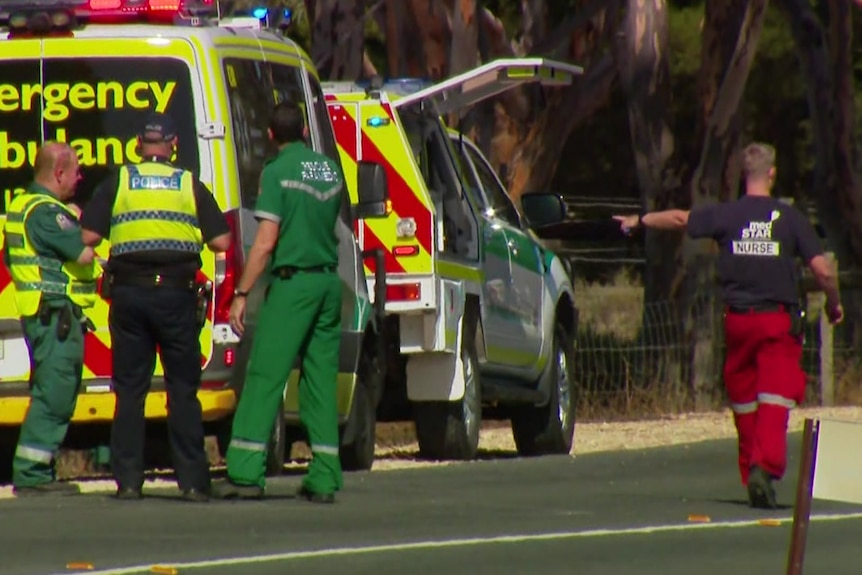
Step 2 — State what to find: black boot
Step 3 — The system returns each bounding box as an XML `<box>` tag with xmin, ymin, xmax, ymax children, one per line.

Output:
<box><xmin>296</xmin><ymin>485</ymin><xmax>335</xmax><ymax>504</ymax></box>
<box><xmin>211</xmin><ymin>478</ymin><xmax>264</xmax><ymax>500</ymax></box>
<box><xmin>747</xmin><ymin>465</ymin><xmax>778</xmax><ymax>509</ymax></box>
<box><xmin>13</xmin><ymin>481</ymin><xmax>80</xmax><ymax>497</ymax></box>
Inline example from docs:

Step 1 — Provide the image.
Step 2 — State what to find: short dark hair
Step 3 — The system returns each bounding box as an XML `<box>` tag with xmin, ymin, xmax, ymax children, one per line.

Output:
<box><xmin>269</xmin><ymin>100</ymin><xmax>305</xmax><ymax>144</ymax></box>
<box><xmin>742</xmin><ymin>142</ymin><xmax>776</xmax><ymax>179</ymax></box>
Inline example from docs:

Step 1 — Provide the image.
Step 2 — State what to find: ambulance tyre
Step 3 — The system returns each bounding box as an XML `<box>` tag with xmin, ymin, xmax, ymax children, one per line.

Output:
<box><xmin>339</xmin><ymin>335</ymin><xmax>382</xmax><ymax>472</ymax></box>
<box><xmin>265</xmin><ymin>408</ymin><xmax>287</xmax><ymax>477</ymax></box>
<box><xmin>413</xmin><ymin>306</ymin><xmax>481</xmax><ymax>461</ymax></box>
<box><xmin>511</xmin><ymin>323</ymin><xmax>576</xmax><ymax>456</ymax></box>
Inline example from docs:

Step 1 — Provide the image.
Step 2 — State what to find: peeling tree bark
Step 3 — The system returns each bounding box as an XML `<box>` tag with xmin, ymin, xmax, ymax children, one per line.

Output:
<box><xmin>506</xmin><ymin>53</ymin><xmax>619</xmax><ymax>200</ymax></box>
<box><xmin>617</xmin><ymin>0</ymin><xmax>677</xmax><ymax>304</ymax></box>
<box><xmin>685</xmin><ymin>0</ymin><xmax>770</xmax><ymax>409</ymax></box>
<box><xmin>504</xmin><ymin>2</ymin><xmax>620</xmax><ymax>200</ymax></box>
<box><xmin>617</xmin><ymin>0</ymin><xmax>683</xmax><ymax>390</ymax></box>
<box><xmin>305</xmin><ymin>0</ymin><xmax>367</xmax><ymax>80</ymax></box>
<box><xmin>384</xmin><ymin>0</ymin><xmax>426</xmax><ymax>76</ymax></box>
<box><xmin>519</xmin><ymin>0</ymin><xmax>548</xmax><ymax>54</ymax></box>
<box><xmin>780</xmin><ymin>0</ymin><xmax>862</xmax><ymax>345</ymax></box>
<box><xmin>827</xmin><ymin>0</ymin><xmax>862</xmax><ymax>266</ymax></box>
<box><xmin>447</xmin><ymin>0</ymin><xmax>480</xmax><ymax>74</ymax></box>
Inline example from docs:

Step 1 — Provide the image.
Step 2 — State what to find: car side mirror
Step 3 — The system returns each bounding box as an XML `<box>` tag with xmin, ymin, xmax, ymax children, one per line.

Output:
<box><xmin>520</xmin><ymin>192</ymin><xmax>567</xmax><ymax>228</ymax></box>
<box><xmin>352</xmin><ymin>161</ymin><xmax>390</xmax><ymax>220</ymax></box>
<box><xmin>352</xmin><ymin>160</ymin><xmax>392</xmax><ymax>219</ymax></box>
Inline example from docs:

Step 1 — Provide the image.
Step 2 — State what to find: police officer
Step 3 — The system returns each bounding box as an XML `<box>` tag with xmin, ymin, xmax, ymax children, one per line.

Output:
<box><xmin>80</xmin><ymin>113</ymin><xmax>231</xmax><ymax>502</ymax></box>
<box><xmin>3</xmin><ymin>142</ymin><xmax>101</xmax><ymax>497</ymax></box>
<box><xmin>614</xmin><ymin>142</ymin><xmax>843</xmax><ymax>509</ymax></box>
<box><xmin>213</xmin><ymin>100</ymin><xmax>344</xmax><ymax>504</ymax></box>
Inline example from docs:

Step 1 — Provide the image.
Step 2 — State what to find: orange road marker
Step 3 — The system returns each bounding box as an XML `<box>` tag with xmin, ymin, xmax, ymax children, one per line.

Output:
<box><xmin>65</xmin><ymin>563</ymin><xmax>94</xmax><ymax>571</ymax></box>
<box><xmin>688</xmin><ymin>514</ymin><xmax>711</xmax><ymax>523</ymax></box>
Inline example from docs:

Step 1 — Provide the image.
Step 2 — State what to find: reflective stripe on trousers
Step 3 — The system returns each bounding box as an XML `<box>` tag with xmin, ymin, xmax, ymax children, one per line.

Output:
<box><xmin>15</xmin><ymin>444</ymin><xmax>54</xmax><ymax>464</ymax></box>
<box><xmin>730</xmin><ymin>393</ymin><xmax>797</xmax><ymax>414</ymax></box>
<box><xmin>311</xmin><ymin>444</ymin><xmax>339</xmax><ymax>456</ymax></box>
<box><xmin>229</xmin><ymin>439</ymin><xmax>267</xmax><ymax>453</ymax></box>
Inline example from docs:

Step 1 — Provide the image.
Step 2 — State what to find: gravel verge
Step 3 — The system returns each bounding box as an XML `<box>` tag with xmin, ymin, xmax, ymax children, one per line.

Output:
<box><xmin>1</xmin><ymin>405</ymin><xmax>858</xmax><ymax>499</ymax></box>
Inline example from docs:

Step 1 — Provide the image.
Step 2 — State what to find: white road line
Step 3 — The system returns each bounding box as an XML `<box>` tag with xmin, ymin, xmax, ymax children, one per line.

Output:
<box><xmin>62</xmin><ymin>511</ymin><xmax>862</xmax><ymax>575</ymax></box>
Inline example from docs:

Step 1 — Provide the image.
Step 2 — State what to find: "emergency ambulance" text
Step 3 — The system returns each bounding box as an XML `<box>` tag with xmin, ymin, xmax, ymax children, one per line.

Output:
<box><xmin>0</xmin><ymin>80</ymin><xmax>177</xmax><ymax>123</ymax></box>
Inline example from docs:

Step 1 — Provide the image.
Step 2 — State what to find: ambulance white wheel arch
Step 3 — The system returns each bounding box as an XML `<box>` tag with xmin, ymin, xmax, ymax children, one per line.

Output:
<box><xmin>411</xmin><ymin>297</ymin><xmax>482</xmax><ymax>461</ymax></box>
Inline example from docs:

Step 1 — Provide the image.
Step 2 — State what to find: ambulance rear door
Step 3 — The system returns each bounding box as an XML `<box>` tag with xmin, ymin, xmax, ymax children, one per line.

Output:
<box><xmin>390</xmin><ymin>57</ymin><xmax>583</xmax><ymax>368</ymax></box>
<box><xmin>390</xmin><ymin>57</ymin><xmax>583</xmax><ymax>118</ymax></box>
<box><xmin>0</xmin><ymin>35</ymin><xmax>212</xmax><ymax>387</ymax></box>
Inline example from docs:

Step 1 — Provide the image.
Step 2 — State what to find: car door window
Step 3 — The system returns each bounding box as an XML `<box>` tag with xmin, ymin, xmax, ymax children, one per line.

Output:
<box><xmin>448</xmin><ymin>137</ymin><xmax>487</xmax><ymax>213</ymax></box>
<box><xmin>464</xmin><ymin>144</ymin><xmax>522</xmax><ymax>228</ymax></box>
<box><xmin>307</xmin><ymin>73</ymin><xmax>352</xmax><ymax>224</ymax></box>
<box><xmin>222</xmin><ymin>58</ymin><xmax>278</xmax><ymax>211</ymax></box>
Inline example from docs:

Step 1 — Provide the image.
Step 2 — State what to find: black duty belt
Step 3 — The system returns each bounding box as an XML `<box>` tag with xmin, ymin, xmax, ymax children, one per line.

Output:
<box><xmin>726</xmin><ymin>303</ymin><xmax>795</xmax><ymax>314</ymax></box>
<box><xmin>272</xmin><ymin>265</ymin><xmax>337</xmax><ymax>280</ymax></box>
<box><xmin>112</xmin><ymin>274</ymin><xmax>197</xmax><ymax>290</ymax></box>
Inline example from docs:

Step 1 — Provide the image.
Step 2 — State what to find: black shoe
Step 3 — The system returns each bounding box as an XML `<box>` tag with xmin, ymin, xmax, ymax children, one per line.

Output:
<box><xmin>115</xmin><ymin>486</ymin><xmax>143</xmax><ymax>500</ymax></box>
<box><xmin>211</xmin><ymin>479</ymin><xmax>264</xmax><ymax>500</ymax></box>
<box><xmin>747</xmin><ymin>465</ymin><xmax>778</xmax><ymax>510</ymax></box>
<box><xmin>296</xmin><ymin>485</ymin><xmax>335</xmax><ymax>504</ymax></box>
<box><xmin>181</xmin><ymin>487</ymin><xmax>210</xmax><ymax>503</ymax></box>
<box><xmin>13</xmin><ymin>481</ymin><xmax>80</xmax><ymax>497</ymax></box>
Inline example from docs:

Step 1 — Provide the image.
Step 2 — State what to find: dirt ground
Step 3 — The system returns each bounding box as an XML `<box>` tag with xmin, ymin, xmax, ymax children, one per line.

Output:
<box><xmin>1</xmin><ymin>405</ymin><xmax>859</xmax><ymax>498</ymax></box>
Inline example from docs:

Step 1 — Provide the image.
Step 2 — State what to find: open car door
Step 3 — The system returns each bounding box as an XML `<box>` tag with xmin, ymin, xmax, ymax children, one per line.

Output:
<box><xmin>390</xmin><ymin>57</ymin><xmax>584</xmax><ymax>117</ymax></box>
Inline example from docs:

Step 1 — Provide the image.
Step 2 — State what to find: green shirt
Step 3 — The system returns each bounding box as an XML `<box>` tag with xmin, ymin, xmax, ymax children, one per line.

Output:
<box><xmin>7</xmin><ymin>183</ymin><xmax>88</xmax><ymax>304</ymax></box>
<box><xmin>255</xmin><ymin>142</ymin><xmax>344</xmax><ymax>270</ymax></box>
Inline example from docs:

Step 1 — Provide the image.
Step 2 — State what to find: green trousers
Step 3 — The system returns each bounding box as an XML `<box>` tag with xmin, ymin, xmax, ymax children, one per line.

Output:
<box><xmin>13</xmin><ymin>301</ymin><xmax>84</xmax><ymax>487</ymax></box>
<box><xmin>226</xmin><ymin>271</ymin><xmax>343</xmax><ymax>493</ymax></box>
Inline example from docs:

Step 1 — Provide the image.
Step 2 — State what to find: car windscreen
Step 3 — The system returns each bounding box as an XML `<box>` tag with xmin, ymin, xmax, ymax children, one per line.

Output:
<box><xmin>0</xmin><ymin>57</ymin><xmax>199</xmax><ymax>213</ymax></box>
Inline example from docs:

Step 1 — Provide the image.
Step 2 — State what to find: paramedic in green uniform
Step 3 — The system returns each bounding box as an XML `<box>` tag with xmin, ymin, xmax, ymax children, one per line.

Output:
<box><xmin>213</xmin><ymin>100</ymin><xmax>344</xmax><ymax>504</ymax></box>
<box><xmin>2</xmin><ymin>142</ymin><xmax>100</xmax><ymax>496</ymax></box>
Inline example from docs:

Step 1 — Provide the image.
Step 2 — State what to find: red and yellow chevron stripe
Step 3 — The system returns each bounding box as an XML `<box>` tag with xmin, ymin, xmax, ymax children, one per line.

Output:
<box><xmin>326</xmin><ymin>95</ymin><xmax>434</xmax><ymax>277</ymax></box>
<box><xmin>0</xmin><ymin>233</ymin><xmax>215</xmax><ymax>383</ymax></box>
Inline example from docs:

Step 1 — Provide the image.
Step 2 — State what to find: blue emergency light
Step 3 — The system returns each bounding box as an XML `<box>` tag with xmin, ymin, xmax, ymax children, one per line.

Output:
<box><xmin>366</xmin><ymin>116</ymin><xmax>391</xmax><ymax>128</ymax></box>
<box><xmin>248</xmin><ymin>6</ymin><xmax>291</xmax><ymax>28</ymax></box>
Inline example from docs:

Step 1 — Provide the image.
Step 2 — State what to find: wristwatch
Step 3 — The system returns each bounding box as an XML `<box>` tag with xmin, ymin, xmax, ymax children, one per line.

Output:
<box><xmin>233</xmin><ymin>288</ymin><xmax>249</xmax><ymax>298</ymax></box>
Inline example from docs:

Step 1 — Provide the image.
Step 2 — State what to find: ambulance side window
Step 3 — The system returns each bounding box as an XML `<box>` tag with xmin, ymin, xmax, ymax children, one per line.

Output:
<box><xmin>464</xmin><ymin>143</ymin><xmax>522</xmax><ymax>228</ymax></box>
<box><xmin>308</xmin><ymin>76</ymin><xmax>351</xmax><ymax>224</ymax></box>
<box><xmin>222</xmin><ymin>58</ymin><xmax>278</xmax><ymax>210</ymax></box>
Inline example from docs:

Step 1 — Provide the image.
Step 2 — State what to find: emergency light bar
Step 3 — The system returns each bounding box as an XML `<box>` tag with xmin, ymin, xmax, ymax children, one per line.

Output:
<box><xmin>0</xmin><ymin>0</ymin><xmax>218</xmax><ymax>32</ymax></box>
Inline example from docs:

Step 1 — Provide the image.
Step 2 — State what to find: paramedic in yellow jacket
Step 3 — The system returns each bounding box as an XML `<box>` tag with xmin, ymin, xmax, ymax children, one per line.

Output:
<box><xmin>2</xmin><ymin>142</ymin><xmax>100</xmax><ymax>497</ymax></box>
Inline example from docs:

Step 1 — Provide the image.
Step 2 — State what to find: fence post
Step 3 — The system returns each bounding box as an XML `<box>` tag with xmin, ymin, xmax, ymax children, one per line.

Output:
<box><xmin>819</xmin><ymin>252</ymin><xmax>836</xmax><ymax>407</ymax></box>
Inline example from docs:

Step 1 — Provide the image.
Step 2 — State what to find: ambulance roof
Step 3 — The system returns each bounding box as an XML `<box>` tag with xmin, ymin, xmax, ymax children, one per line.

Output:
<box><xmin>0</xmin><ymin>0</ymin><xmax>310</xmax><ymax>66</ymax></box>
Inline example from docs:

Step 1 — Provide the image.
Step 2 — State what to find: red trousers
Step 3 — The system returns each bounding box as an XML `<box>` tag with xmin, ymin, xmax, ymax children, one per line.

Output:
<box><xmin>723</xmin><ymin>308</ymin><xmax>806</xmax><ymax>485</ymax></box>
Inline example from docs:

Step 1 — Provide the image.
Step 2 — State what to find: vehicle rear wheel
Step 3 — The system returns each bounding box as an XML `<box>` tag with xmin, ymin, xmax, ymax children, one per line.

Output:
<box><xmin>265</xmin><ymin>408</ymin><xmax>287</xmax><ymax>477</ymax></box>
<box><xmin>340</xmin><ymin>339</ymin><xmax>382</xmax><ymax>471</ymax></box>
<box><xmin>413</xmin><ymin>314</ymin><xmax>481</xmax><ymax>461</ymax></box>
<box><xmin>0</xmin><ymin>429</ymin><xmax>16</xmax><ymax>484</ymax></box>
<box><xmin>511</xmin><ymin>324</ymin><xmax>576</xmax><ymax>456</ymax></box>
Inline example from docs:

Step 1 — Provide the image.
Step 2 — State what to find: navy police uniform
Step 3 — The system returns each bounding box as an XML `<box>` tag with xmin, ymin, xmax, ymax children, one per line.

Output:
<box><xmin>80</xmin><ymin>114</ymin><xmax>230</xmax><ymax>500</ymax></box>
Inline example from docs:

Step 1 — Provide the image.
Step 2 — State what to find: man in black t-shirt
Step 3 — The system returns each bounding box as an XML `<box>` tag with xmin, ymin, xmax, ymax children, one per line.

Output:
<box><xmin>614</xmin><ymin>142</ymin><xmax>843</xmax><ymax>509</ymax></box>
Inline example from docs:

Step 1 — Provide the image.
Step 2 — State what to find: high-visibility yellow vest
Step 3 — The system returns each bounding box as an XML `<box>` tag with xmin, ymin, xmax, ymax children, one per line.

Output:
<box><xmin>109</xmin><ymin>162</ymin><xmax>203</xmax><ymax>257</ymax></box>
<box><xmin>2</xmin><ymin>193</ymin><xmax>100</xmax><ymax>317</ymax></box>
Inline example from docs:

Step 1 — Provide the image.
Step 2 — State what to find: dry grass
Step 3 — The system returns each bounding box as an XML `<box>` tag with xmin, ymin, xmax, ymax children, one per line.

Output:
<box><xmin>574</xmin><ymin>270</ymin><xmax>643</xmax><ymax>340</ymax></box>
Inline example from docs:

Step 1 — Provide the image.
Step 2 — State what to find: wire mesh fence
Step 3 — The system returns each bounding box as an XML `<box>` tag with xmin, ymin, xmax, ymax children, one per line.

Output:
<box><xmin>572</xmin><ymin>280</ymin><xmax>862</xmax><ymax>421</ymax></box>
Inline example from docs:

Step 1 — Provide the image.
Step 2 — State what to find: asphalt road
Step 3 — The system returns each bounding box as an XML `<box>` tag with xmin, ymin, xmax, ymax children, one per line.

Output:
<box><xmin>1</xmin><ymin>432</ymin><xmax>861</xmax><ymax>575</ymax></box>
